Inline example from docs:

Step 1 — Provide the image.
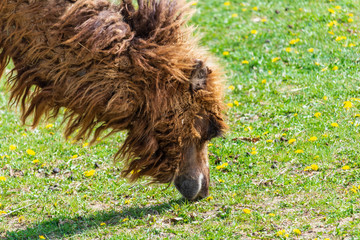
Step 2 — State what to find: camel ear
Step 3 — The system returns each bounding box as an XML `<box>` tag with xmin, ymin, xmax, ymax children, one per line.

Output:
<box><xmin>190</xmin><ymin>60</ymin><xmax>211</xmax><ymax>91</ymax></box>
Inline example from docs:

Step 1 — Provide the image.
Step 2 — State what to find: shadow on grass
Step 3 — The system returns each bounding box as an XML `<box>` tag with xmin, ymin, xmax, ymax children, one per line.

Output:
<box><xmin>5</xmin><ymin>198</ymin><xmax>186</xmax><ymax>239</ymax></box>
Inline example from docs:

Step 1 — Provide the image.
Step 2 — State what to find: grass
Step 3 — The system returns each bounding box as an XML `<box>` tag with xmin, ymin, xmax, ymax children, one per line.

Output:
<box><xmin>2</xmin><ymin>0</ymin><xmax>360</xmax><ymax>239</ymax></box>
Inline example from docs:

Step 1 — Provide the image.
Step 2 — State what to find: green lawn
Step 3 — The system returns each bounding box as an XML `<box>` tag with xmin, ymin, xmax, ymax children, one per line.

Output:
<box><xmin>2</xmin><ymin>0</ymin><xmax>360</xmax><ymax>239</ymax></box>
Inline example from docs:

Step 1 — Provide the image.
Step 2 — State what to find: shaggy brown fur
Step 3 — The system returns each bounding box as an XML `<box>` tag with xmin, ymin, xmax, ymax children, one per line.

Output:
<box><xmin>0</xmin><ymin>0</ymin><xmax>226</xmax><ymax>183</ymax></box>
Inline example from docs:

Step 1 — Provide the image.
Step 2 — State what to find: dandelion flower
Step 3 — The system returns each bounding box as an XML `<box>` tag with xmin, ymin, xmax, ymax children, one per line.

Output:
<box><xmin>32</xmin><ymin>159</ymin><xmax>40</xmax><ymax>164</ymax></box>
<box><xmin>314</xmin><ymin>112</ymin><xmax>321</xmax><ymax>118</ymax></box>
<box><xmin>82</xmin><ymin>142</ymin><xmax>89</xmax><ymax>148</ymax></box>
<box><xmin>332</xmin><ymin>66</ymin><xmax>338</xmax><ymax>71</ymax></box>
<box><xmin>83</xmin><ymin>169</ymin><xmax>96</xmax><ymax>177</ymax></box>
<box><xmin>100</xmin><ymin>222</ymin><xmax>106</xmax><ymax>226</ymax></box>
<box><xmin>18</xmin><ymin>216</ymin><xmax>25</xmax><ymax>223</ymax></box>
<box><xmin>26</xmin><ymin>149</ymin><xmax>35</xmax><ymax>156</ymax></box>
<box><xmin>349</xmin><ymin>43</ymin><xmax>356</xmax><ymax>47</ymax></box>
<box><xmin>285</xmin><ymin>47</ymin><xmax>292</xmax><ymax>52</ymax></box>
<box><xmin>9</xmin><ymin>145</ymin><xmax>16</xmax><ymax>151</ymax></box>
<box><xmin>0</xmin><ymin>210</ymin><xmax>6</xmax><ymax>215</ymax></box>
<box><xmin>331</xmin><ymin>122</ymin><xmax>339</xmax><ymax>127</ymax></box>
<box><xmin>243</xmin><ymin>208</ymin><xmax>251</xmax><ymax>214</ymax></box>
<box><xmin>309</xmin><ymin>136</ymin><xmax>317</xmax><ymax>142</ymax></box>
<box><xmin>218</xmin><ymin>179</ymin><xmax>224</xmax><ymax>183</ymax></box>
<box><xmin>0</xmin><ymin>176</ymin><xmax>6</xmax><ymax>181</ymax></box>
<box><xmin>266</xmin><ymin>139</ymin><xmax>273</xmax><ymax>143</ymax></box>
<box><xmin>222</xmin><ymin>51</ymin><xmax>229</xmax><ymax>56</ymax></box>
<box><xmin>268</xmin><ymin>213</ymin><xmax>275</xmax><ymax>217</ymax></box>
<box><xmin>293</xmin><ymin>229</ymin><xmax>301</xmax><ymax>235</ymax></box>
<box><xmin>348</xmin><ymin>18</ymin><xmax>354</xmax><ymax>23</ymax></box>
<box><xmin>335</xmin><ymin>36</ymin><xmax>346</xmax><ymax>41</ymax></box>
<box><xmin>289</xmin><ymin>38</ymin><xmax>300</xmax><ymax>45</ymax></box>
<box><xmin>122</xmin><ymin>218</ymin><xmax>129</xmax><ymax>222</ymax></box>
<box><xmin>295</xmin><ymin>149</ymin><xmax>304</xmax><ymax>154</ymax></box>
<box><xmin>231</xmin><ymin>13</ymin><xmax>238</xmax><ymax>18</ymax></box>
<box><xmin>250</xmin><ymin>151</ymin><xmax>257</xmax><ymax>155</ymax></box>
<box><xmin>323</xmin><ymin>96</ymin><xmax>328</xmax><ymax>101</ymax></box>
<box><xmin>224</xmin><ymin>1</ymin><xmax>230</xmax><ymax>6</ymax></box>
<box><xmin>39</xmin><ymin>236</ymin><xmax>46</xmax><ymax>239</ymax></box>
<box><xmin>242</xmin><ymin>60</ymin><xmax>249</xmax><ymax>64</ymax></box>
<box><xmin>250</xmin><ymin>30</ymin><xmax>258</xmax><ymax>35</ymax></box>
<box><xmin>252</xmin><ymin>6</ymin><xmax>258</xmax><ymax>11</ymax></box>
<box><xmin>342</xmin><ymin>165</ymin><xmax>350</xmax><ymax>170</ymax></box>
<box><xmin>227</xmin><ymin>103</ymin><xmax>234</xmax><ymax>108</ymax></box>
<box><xmin>308</xmin><ymin>48</ymin><xmax>314</xmax><ymax>53</ymax></box>
<box><xmin>228</xmin><ymin>85</ymin><xmax>235</xmax><ymax>90</ymax></box>
<box><xmin>334</xmin><ymin>6</ymin><xmax>341</xmax><ymax>10</ymax></box>
<box><xmin>261</xmin><ymin>18</ymin><xmax>267</xmax><ymax>23</ymax></box>
<box><xmin>294</xmin><ymin>113</ymin><xmax>298</xmax><ymax>117</ymax></box>
<box><xmin>206</xmin><ymin>196</ymin><xmax>213</xmax><ymax>201</ymax></box>
<box><xmin>71</xmin><ymin>154</ymin><xmax>78</xmax><ymax>159</ymax></box>
<box><xmin>272</xmin><ymin>57</ymin><xmax>281</xmax><ymax>63</ymax></box>
<box><xmin>261</xmin><ymin>79</ymin><xmax>267</xmax><ymax>84</ymax></box>
<box><xmin>311</xmin><ymin>164</ymin><xmax>319</xmax><ymax>171</ymax></box>
<box><xmin>124</xmin><ymin>199</ymin><xmax>131</xmax><ymax>204</ymax></box>
<box><xmin>288</xmin><ymin>139</ymin><xmax>296</xmax><ymax>144</ymax></box>
<box><xmin>328</xmin><ymin>8</ymin><xmax>335</xmax><ymax>14</ymax></box>
<box><xmin>234</xmin><ymin>100</ymin><xmax>239</xmax><ymax>106</ymax></box>
<box><xmin>45</xmin><ymin>124</ymin><xmax>53</xmax><ymax>129</ymax></box>
<box><xmin>343</xmin><ymin>101</ymin><xmax>353</xmax><ymax>110</ymax></box>
<box><xmin>276</xmin><ymin>229</ymin><xmax>286</xmax><ymax>236</ymax></box>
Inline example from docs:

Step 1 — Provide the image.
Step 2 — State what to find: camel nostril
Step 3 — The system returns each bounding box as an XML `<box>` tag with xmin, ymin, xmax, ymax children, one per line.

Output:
<box><xmin>174</xmin><ymin>174</ymin><xmax>206</xmax><ymax>201</ymax></box>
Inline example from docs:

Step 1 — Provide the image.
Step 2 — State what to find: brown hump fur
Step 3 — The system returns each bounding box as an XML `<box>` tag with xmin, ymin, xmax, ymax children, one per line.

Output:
<box><xmin>0</xmin><ymin>0</ymin><xmax>226</xmax><ymax>183</ymax></box>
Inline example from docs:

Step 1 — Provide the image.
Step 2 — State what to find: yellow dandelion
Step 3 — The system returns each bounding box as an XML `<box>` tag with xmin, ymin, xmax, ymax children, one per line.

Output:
<box><xmin>288</xmin><ymin>139</ymin><xmax>296</xmax><ymax>144</ymax></box>
<box><xmin>228</xmin><ymin>85</ymin><xmax>235</xmax><ymax>90</ymax></box>
<box><xmin>334</xmin><ymin>5</ymin><xmax>341</xmax><ymax>10</ymax></box>
<box><xmin>295</xmin><ymin>149</ymin><xmax>304</xmax><ymax>154</ymax></box>
<box><xmin>304</xmin><ymin>166</ymin><xmax>311</xmax><ymax>171</ymax></box>
<box><xmin>308</xmin><ymin>48</ymin><xmax>314</xmax><ymax>53</ymax></box>
<box><xmin>314</xmin><ymin>155</ymin><xmax>320</xmax><ymax>159</ymax></box>
<box><xmin>206</xmin><ymin>196</ymin><xmax>213</xmax><ymax>201</ymax></box>
<box><xmin>9</xmin><ymin>145</ymin><xmax>17</xmax><ymax>151</ymax></box>
<box><xmin>266</xmin><ymin>139</ymin><xmax>273</xmax><ymax>143</ymax></box>
<box><xmin>328</xmin><ymin>31</ymin><xmax>334</xmax><ymax>35</ymax></box>
<box><xmin>261</xmin><ymin>79</ymin><xmax>266</xmax><ymax>84</ymax></box>
<box><xmin>332</xmin><ymin>66</ymin><xmax>338</xmax><ymax>71</ymax></box>
<box><xmin>231</xmin><ymin>13</ymin><xmax>238</xmax><ymax>18</ymax></box>
<box><xmin>335</xmin><ymin>36</ymin><xmax>346</xmax><ymax>41</ymax></box>
<box><xmin>222</xmin><ymin>51</ymin><xmax>229</xmax><ymax>56</ymax></box>
<box><xmin>242</xmin><ymin>60</ymin><xmax>249</xmax><ymax>64</ymax></box>
<box><xmin>311</xmin><ymin>164</ymin><xmax>319</xmax><ymax>171</ymax></box>
<box><xmin>41</xmin><ymin>163</ymin><xmax>46</xmax><ymax>167</ymax></box>
<box><xmin>268</xmin><ymin>213</ymin><xmax>275</xmax><ymax>217</ymax></box>
<box><xmin>124</xmin><ymin>199</ymin><xmax>131</xmax><ymax>204</ymax></box>
<box><xmin>22</xmin><ymin>133</ymin><xmax>27</xmax><ymax>137</ymax></box>
<box><xmin>218</xmin><ymin>179</ymin><xmax>225</xmax><ymax>183</ymax></box>
<box><xmin>285</xmin><ymin>47</ymin><xmax>292</xmax><ymax>52</ymax></box>
<box><xmin>32</xmin><ymin>159</ymin><xmax>40</xmax><ymax>164</ymax></box>
<box><xmin>252</xmin><ymin>6</ymin><xmax>258</xmax><ymax>11</ymax></box>
<box><xmin>343</xmin><ymin>101</ymin><xmax>353</xmax><ymax>110</ymax></box>
<box><xmin>122</xmin><ymin>218</ymin><xmax>129</xmax><ymax>222</ymax></box>
<box><xmin>276</xmin><ymin>229</ymin><xmax>286</xmax><ymax>236</ymax></box>
<box><xmin>243</xmin><ymin>208</ymin><xmax>251</xmax><ymax>214</ymax></box>
<box><xmin>289</xmin><ymin>38</ymin><xmax>300</xmax><ymax>45</ymax></box>
<box><xmin>321</xmin><ymin>67</ymin><xmax>327</xmax><ymax>72</ymax></box>
<box><xmin>261</xmin><ymin>18</ymin><xmax>267</xmax><ymax>23</ymax></box>
<box><xmin>0</xmin><ymin>176</ymin><xmax>6</xmax><ymax>181</ymax></box>
<box><xmin>232</xmin><ymin>193</ymin><xmax>237</xmax><ymax>197</ymax></box>
<box><xmin>234</xmin><ymin>100</ymin><xmax>239</xmax><ymax>106</ymax></box>
<box><xmin>293</xmin><ymin>229</ymin><xmax>301</xmax><ymax>235</ymax></box>
<box><xmin>39</xmin><ymin>236</ymin><xmax>46</xmax><ymax>240</ymax></box>
<box><xmin>348</xmin><ymin>18</ymin><xmax>354</xmax><ymax>23</ymax></box>
<box><xmin>0</xmin><ymin>210</ymin><xmax>6</xmax><ymax>215</ymax></box>
<box><xmin>18</xmin><ymin>216</ymin><xmax>25</xmax><ymax>223</ymax></box>
<box><xmin>323</xmin><ymin>96</ymin><xmax>328</xmax><ymax>101</ymax></box>
<box><xmin>100</xmin><ymin>222</ymin><xmax>106</xmax><ymax>226</ymax></box>
<box><xmin>82</xmin><ymin>142</ymin><xmax>89</xmax><ymax>148</ymax></box>
<box><xmin>314</xmin><ymin>112</ymin><xmax>321</xmax><ymax>118</ymax></box>
<box><xmin>250</xmin><ymin>151</ymin><xmax>257</xmax><ymax>155</ymax></box>
<box><xmin>242</xmin><ymin>8</ymin><xmax>246</xmax><ymax>12</ymax></box>
<box><xmin>349</xmin><ymin>43</ymin><xmax>356</xmax><ymax>47</ymax></box>
<box><xmin>268</xmin><ymin>70</ymin><xmax>272</xmax><ymax>75</ymax></box>
<box><xmin>309</xmin><ymin>136</ymin><xmax>317</xmax><ymax>142</ymax></box>
<box><xmin>191</xmin><ymin>2</ymin><xmax>197</xmax><ymax>6</ymax></box>
<box><xmin>328</xmin><ymin>8</ymin><xmax>335</xmax><ymax>14</ymax></box>
<box><xmin>227</xmin><ymin>103</ymin><xmax>234</xmax><ymax>108</ymax></box>
<box><xmin>83</xmin><ymin>169</ymin><xmax>96</xmax><ymax>177</ymax></box>
<box><xmin>250</xmin><ymin>30</ymin><xmax>258</xmax><ymax>35</ymax></box>
<box><xmin>45</xmin><ymin>123</ymin><xmax>54</xmax><ymax>129</ymax></box>
<box><xmin>26</xmin><ymin>149</ymin><xmax>35</xmax><ymax>156</ymax></box>
<box><xmin>271</xmin><ymin>57</ymin><xmax>281</xmax><ymax>63</ymax></box>
<box><xmin>294</xmin><ymin>113</ymin><xmax>298</xmax><ymax>117</ymax></box>
<box><xmin>223</xmin><ymin>1</ymin><xmax>230</xmax><ymax>6</ymax></box>
<box><xmin>331</xmin><ymin>122</ymin><xmax>339</xmax><ymax>127</ymax></box>
<box><xmin>342</xmin><ymin>165</ymin><xmax>350</xmax><ymax>170</ymax></box>
<box><xmin>71</xmin><ymin>154</ymin><xmax>78</xmax><ymax>159</ymax></box>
